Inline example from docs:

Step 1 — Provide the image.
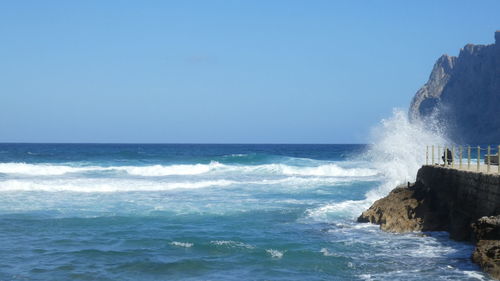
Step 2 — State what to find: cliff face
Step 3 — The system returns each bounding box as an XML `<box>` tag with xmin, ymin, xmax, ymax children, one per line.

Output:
<box><xmin>409</xmin><ymin>31</ymin><xmax>500</xmax><ymax>143</ymax></box>
<box><xmin>358</xmin><ymin>165</ymin><xmax>500</xmax><ymax>279</ymax></box>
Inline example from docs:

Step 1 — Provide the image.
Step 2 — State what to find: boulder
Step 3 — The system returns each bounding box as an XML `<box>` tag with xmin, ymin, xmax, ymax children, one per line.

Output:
<box><xmin>472</xmin><ymin>216</ymin><xmax>500</xmax><ymax>279</ymax></box>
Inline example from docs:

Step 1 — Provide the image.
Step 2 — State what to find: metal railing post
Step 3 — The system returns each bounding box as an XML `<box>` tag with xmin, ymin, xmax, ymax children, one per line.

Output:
<box><xmin>451</xmin><ymin>145</ymin><xmax>455</xmax><ymax>168</ymax></box>
<box><xmin>438</xmin><ymin>146</ymin><xmax>441</xmax><ymax>165</ymax></box>
<box><xmin>488</xmin><ymin>145</ymin><xmax>491</xmax><ymax>173</ymax></box>
<box><xmin>477</xmin><ymin>146</ymin><xmax>481</xmax><ymax>172</ymax></box>
<box><xmin>432</xmin><ymin>145</ymin><xmax>435</xmax><ymax>165</ymax></box>
<box><xmin>426</xmin><ymin>146</ymin><xmax>429</xmax><ymax>165</ymax></box>
<box><xmin>468</xmin><ymin>146</ymin><xmax>471</xmax><ymax>170</ymax></box>
<box><xmin>459</xmin><ymin>146</ymin><xmax>462</xmax><ymax>169</ymax></box>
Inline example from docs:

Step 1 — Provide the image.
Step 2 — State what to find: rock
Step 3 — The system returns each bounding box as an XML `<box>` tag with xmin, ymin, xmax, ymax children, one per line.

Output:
<box><xmin>409</xmin><ymin>31</ymin><xmax>500</xmax><ymax>143</ymax></box>
<box><xmin>357</xmin><ymin>184</ymin><xmax>428</xmax><ymax>232</ymax></box>
<box><xmin>472</xmin><ymin>216</ymin><xmax>500</xmax><ymax>279</ymax></box>
<box><xmin>472</xmin><ymin>240</ymin><xmax>500</xmax><ymax>280</ymax></box>
<box><xmin>472</xmin><ymin>216</ymin><xmax>500</xmax><ymax>242</ymax></box>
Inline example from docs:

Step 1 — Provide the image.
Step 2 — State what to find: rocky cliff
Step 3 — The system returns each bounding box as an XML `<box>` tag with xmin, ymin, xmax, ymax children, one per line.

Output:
<box><xmin>358</xmin><ymin>165</ymin><xmax>500</xmax><ymax>279</ymax></box>
<box><xmin>409</xmin><ymin>31</ymin><xmax>500</xmax><ymax>143</ymax></box>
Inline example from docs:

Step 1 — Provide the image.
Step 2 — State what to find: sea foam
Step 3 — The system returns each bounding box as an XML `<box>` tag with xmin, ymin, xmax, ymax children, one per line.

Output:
<box><xmin>0</xmin><ymin>179</ymin><xmax>235</xmax><ymax>192</ymax></box>
<box><xmin>0</xmin><ymin>162</ymin><xmax>378</xmax><ymax>178</ymax></box>
<box><xmin>266</xmin><ymin>249</ymin><xmax>284</xmax><ymax>259</ymax></box>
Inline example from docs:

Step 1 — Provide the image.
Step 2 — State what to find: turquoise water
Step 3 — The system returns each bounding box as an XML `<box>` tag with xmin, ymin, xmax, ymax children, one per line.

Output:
<box><xmin>0</xmin><ymin>144</ymin><xmax>490</xmax><ymax>280</ymax></box>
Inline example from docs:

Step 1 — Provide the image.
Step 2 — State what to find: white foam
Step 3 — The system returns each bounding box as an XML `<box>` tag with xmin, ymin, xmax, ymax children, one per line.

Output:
<box><xmin>320</xmin><ymin>248</ymin><xmax>337</xmax><ymax>257</ymax></box>
<box><xmin>265</xmin><ymin>249</ymin><xmax>284</xmax><ymax>259</ymax></box>
<box><xmin>115</xmin><ymin>162</ymin><xmax>223</xmax><ymax>176</ymax></box>
<box><xmin>210</xmin><ymin>240</ymin><xmax>254</xmax><ymax>249</ymax></box>
<box><xmin>358</xmin><ymin>274</ymin><xmax>373</xmax><ymax>281</ymax></box>
<box><xmin>0</xmin><ymin>162</ymin><xmax>224</xmax><ymax>177</ymax></box>
<box><xmin>305</xmin><ymin>199</ymin><xmax>372</xmax><ymax>221</ymax></box>
<box><xmin>279</xmin><ymin>164</ymin><xmax>378</xmax><ymax>177</ymax></box>
<box><xmin>0</xmin><ymin>161</ymin><xmax>378</xmax><ymax>178</ymax></box>
<box><xmin>170</xmin><ymin>241</ymin><xmax>193</xmax><ymax>248</ymax></box>
<box><xmin>462</xmin><ymin>271</ymin><xmax>487</xmax><ymax>280</ymax></box>
<box><xmin>0</xmin><ymin>179</ymin><xmax>235</xmax><ymax>192</ymax></box>
<box><xmin>0</xmin><ymin>163</ymin><xmax>96</xmax><ymax>176</ymax></box>
<box><xmin>0</xmin><ymin>173</ymin><xmax>377</xmax><ymax>193</ymax></box>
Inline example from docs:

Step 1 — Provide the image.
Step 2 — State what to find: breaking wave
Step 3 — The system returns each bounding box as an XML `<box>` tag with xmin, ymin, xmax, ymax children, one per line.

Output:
<box><xmin>0</xmin><ymin>179</ymin><xmax>235</xmax><ymax>192</ymax></box>
<box><xmin>305</xmin><ymin>109</ymin><xmax>449</xmax><ymax>221</ymax></box>
<box><xmin>365</xmin><ymin>109</ymin><xmax>448</xmax><ymax>200</ymax></box>
<box><xmin>0</xmin><ymin>162</ymin><xmax>378</xmax><ymax>178</ymax></box>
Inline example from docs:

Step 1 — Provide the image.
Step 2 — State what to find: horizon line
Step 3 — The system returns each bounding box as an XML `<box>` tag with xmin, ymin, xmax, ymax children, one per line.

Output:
<box><xmin>0</xmin><ymin>142</ymin><xmax>369</xmax><ymax>145</ymax></box>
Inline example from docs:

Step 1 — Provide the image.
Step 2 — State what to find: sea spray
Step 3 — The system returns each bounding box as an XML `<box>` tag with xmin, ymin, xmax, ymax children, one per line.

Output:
<box><xmin>305</xmin><ymin>109</ymin><xmax>449</xmax><ymax>220</ymax></box>
<box><xmin>364</xmin><ymin>108</ymin><xmax>449</xmax><ymax>201</ymax></box>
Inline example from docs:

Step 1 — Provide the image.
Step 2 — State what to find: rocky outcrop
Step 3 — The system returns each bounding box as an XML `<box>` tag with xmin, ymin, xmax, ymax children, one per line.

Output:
<box><xmin>409</xmin><ymin>31</ymin><xmax>500</xmax><ymax>143</ymax></box>
<box><xmin>472</xmin><ymin>216</ymin><xmax>500</xmax><ymax>279</ymax></box>
<box><xmin>359</xmin><ymin>165</ymin><xmax>500</xmax><ymax>239</ymax></box>
<box><xmin>358</xmin><ymin>165</ymin><xmax>500</xmax><ymax>279</ymax></box>
<box><xmin>473</xmin><ymin>216</ymin><xmax>500</xmax><ymax>241</ymax></box>
<box><xmin>358</xmin><ymin>184</ymin><xmax>435</xmax><ymax>233</ymax></box>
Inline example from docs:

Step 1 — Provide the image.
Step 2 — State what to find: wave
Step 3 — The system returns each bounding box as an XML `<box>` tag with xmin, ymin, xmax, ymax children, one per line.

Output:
<box><xmin>0</xmin><ymin>162</ymin><xmax>379</xmax><ymax>178</ymax></box>
<box><xmin>0</xmin><ymin>179</ymin><xmax>235</xmax><ymax>192</ymax></box>
<box><xmin>0</xmin><ymin>163</ymin><xmax>97</xmax><ymax>176</ymax></box>
<box><xmin>364</xmin><ymin>109</ymin><xmax>448</xmax><ymax>201</ymax></box>
<box><xmin>115</xmin><ymin>162</ymin><xmax>223</xmax><ymax>176</ymax></box>
<box><xmin>306</xmin><ymin>109</ymin><xmax>449</xmax><ymax>223</ymax></box>
<box><xmin>0</xmin><ymin>173</ymin><xmax>376</xmax><ymax>192</ymax></box>
<box><xmin>265</xmin><ymin>249</ymin><xmax>284</xmax><ymax>259</ymax></box>
<box><xmin>210</xmin><ymin>240</ymin><xmax>254</xmax><ymax>249</ymax></box>
<box><xmin>279</xmin><ymin>164</ymin><xmax>376</xmax><ymax>177</ymax></box>
<box><xmin>170</xmin><ymin>241</ymin><xmax>193</xmax><ymax>248</ymax></box>
<box><xmin>304</xmin><ymin>199</ymin><xmax>372</xmax><ymax>221</ymax></box>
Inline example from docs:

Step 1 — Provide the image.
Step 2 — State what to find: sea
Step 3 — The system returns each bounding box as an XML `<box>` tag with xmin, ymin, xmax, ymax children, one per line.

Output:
<box><xmin>0</xmin><ymin>113</ymin><xmax>493</xmax><ymax>280</ymax></box>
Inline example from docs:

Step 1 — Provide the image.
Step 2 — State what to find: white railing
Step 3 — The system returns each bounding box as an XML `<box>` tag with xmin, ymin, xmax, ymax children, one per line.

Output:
<box><xmin>426</xmin><ymin>145</ymin><xmax>500</xmax><ymax>173</ymax></box>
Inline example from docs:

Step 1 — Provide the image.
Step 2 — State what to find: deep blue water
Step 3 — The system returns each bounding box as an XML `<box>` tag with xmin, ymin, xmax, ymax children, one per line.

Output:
<box><xmin>0</xmin><ymin>144</ymin><xmax>490</xmax><ymax>280</ymax></box>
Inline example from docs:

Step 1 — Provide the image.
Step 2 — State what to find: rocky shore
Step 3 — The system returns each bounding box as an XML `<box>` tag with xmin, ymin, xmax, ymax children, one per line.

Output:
<box><xmin>358</xmin><ymin>165</ymin><xmax>500</xmax><ymax>279</ymax></box>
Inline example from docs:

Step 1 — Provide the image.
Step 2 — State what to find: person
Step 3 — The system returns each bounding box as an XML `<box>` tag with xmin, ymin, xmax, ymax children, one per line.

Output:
<box><xmin>442</xmin><ymin>148</ymin><xmax>453</xmax><ymax>165</ymax></box>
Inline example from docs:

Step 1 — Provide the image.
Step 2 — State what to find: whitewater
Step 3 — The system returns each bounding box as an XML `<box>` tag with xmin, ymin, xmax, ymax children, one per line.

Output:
<box><xmin>0</xmin><ymin>111</ymin><xmax>492</xmax><ymax>280</ymax></box>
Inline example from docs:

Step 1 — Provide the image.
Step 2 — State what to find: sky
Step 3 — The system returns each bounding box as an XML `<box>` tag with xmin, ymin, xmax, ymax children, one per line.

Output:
<box><xmin>0</xmin><ymin>0</ymin><xmax>499</xmax><ymax>143</ymax></box>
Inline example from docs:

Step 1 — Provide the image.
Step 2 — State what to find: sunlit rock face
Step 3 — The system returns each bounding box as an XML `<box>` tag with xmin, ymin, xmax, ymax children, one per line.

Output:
<box><xmin>409</xmin><ymin>31</ymin><xmax>500</xmax><ymax>144</ymax></box>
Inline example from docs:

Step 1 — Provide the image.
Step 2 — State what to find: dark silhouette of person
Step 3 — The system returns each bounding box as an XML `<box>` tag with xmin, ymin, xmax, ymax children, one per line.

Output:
<box><xmin>442</xmin><ymin>148</ymin><xmax>453</xmax><ymax>165</ymax></box>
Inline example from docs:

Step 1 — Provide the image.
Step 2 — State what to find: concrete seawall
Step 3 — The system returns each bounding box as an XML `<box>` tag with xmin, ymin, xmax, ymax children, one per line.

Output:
<box><xmin>358</xmin><ymin>165</ymin><xmax>500</xmax><ymax>279</ymax></box>
<box><xmin>417</xmin><ymin>165</ymin><xmax>500</xmax><ymax>240</ymax></box>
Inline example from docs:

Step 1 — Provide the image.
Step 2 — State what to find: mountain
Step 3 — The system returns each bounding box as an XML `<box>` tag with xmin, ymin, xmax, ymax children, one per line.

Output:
<box><xmin>409</xmin><ymin>31</ymin><xmax>500</xmax><ymax>144</ymax></box>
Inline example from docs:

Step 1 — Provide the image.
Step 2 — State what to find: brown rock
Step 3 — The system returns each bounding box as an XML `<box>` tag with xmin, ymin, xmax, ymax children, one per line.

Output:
<box><xmin>357</xmin><ymin>185</ymin><xmax>426</xmax><ymax>232</ymax></box>
<box><xmin>472</xmin><ymin>216</ymin><xmax>500</xmax><ymax>279</ymax></box>
<box><xmin>472</xmin><ymin>240</ymin><xmax>500</xmax><ymax>279</ymax></box>
<box><xmin>472</xmin><ymin>216</ymin><xmax>500</xmax><ymax>242</ymax></box>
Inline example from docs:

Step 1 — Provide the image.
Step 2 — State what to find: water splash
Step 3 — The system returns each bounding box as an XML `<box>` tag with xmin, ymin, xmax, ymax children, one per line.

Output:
<box><xmin>304</xmin><ymin>108</ymin><xmax>449</xmax><ymax>220</ymax></box>
<box><xmin>364</xmin><ymin>108</ymin><xmax>449</xmax><ymax>201</ymax></box>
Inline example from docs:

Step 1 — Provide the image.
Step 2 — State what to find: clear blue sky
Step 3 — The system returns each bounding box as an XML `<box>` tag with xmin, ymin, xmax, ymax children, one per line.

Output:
<box><xmin>1</xmin><ymin>0</ymin><xmax>499</xmax><ymax>143</ymax></box>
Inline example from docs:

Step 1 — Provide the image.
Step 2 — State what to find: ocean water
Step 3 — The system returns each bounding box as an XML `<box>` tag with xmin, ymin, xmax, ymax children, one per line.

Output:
<box><xmin>0</xmin><ymin>141</ymin><xmax>492</xmax><ymax>280</ymax></box>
